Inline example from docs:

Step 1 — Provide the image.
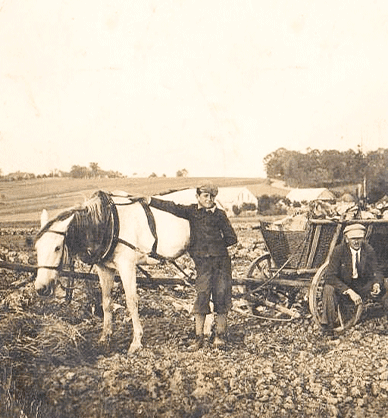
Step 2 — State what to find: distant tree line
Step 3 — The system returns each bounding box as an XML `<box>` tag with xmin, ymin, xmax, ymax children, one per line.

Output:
<box><xmin>69</xmin><ymin>163</ymin><xmax>124</xmax><ymax>179</ymax></box>
<box><xmin>264</xmin><ymin>147</ymin><xmax>388</xmax><ymax>201</ymax></box>
<box><xmin>0</xmin><ymin>163</ymin><xmax>125</xmax><ymax>181</ymax></box>
<box><xmin>176</xmin><ymin>168</ymin><xmax>188</xmax><ymax>177</ymax></box>
<box><xmin>1</xmin><ymin>163</ymin><xmax>190</xmax><ymax>181</ymax></box>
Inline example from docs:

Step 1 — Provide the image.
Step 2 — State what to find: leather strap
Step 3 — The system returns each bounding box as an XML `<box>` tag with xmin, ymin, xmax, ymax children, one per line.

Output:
<box><xmin>103</xmin><ymin>195</ymin><xmax>160</xmax><ymax>261</ymax></box>
<box><xmin>139</xmin><ymin>199</ymin><xmax>159</xmax><ymax>258</ymax></box>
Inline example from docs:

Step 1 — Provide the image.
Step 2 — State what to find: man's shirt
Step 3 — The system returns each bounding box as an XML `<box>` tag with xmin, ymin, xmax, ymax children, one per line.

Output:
<box><xmin>350</xmin><ymin>247</ymin><xmax>361</xmax><ymax>279</ymax></box>
<box><xmin>325</xmin><ymin>241</ymin><xmax>382</xmax><ymax>293</ymax></box>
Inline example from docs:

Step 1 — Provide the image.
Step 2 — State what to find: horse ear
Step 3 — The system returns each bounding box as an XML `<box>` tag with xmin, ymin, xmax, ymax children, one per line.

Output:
<box><xmin>56</xmin><ymin>214</ymin><xmax>75</xmax><ymax>232</ymax></box>
<box><xmin>40</xmin><ymin>209</ymin><xmax>49</xmax><ymax>228</ymax></box>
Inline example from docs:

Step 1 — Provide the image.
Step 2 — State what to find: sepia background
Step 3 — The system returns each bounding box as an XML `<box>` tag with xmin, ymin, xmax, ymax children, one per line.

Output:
<box><xmin>1</xmin><ymin>0</ymin><xmax>388</xmax><ymax>178</ymax></box>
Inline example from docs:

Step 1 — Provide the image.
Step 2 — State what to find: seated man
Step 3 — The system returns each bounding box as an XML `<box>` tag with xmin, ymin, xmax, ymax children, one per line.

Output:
<box><xmin>321</xmin><ymin>223</ymin><xmax>388</xmax><ymax>337</ymax></box>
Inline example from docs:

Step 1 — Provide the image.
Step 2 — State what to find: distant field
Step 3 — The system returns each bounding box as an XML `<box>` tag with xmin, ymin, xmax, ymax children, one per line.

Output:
<box><xmin>0</xmin><ymin>176</ymin><xmax>282</xmax><ymax>226</ymax></box>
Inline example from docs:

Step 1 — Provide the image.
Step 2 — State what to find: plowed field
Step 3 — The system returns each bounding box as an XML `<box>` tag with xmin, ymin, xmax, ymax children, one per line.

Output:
<box><xmin>1</xmin><ymin>224</ymin><xmax>388</xmax><ymax>418</ymax></box>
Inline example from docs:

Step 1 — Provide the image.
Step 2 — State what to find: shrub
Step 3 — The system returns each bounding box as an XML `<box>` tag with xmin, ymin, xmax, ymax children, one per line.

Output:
<box><xmin>257</xmin><ymin>194</ymin><xmax>288</xmax><ymax>216</ymax></box>
<box><xmin>232</xmin><ymin>205</ymin><xmax>242</xmax><ymax>216</ymax></box>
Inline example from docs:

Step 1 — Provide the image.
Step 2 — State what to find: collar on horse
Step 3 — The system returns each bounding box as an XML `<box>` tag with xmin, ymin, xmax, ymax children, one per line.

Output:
<box><xmin>79</xmin><ymin>191</ymin><xmax>160</xmax><ymax>265</ymax></box>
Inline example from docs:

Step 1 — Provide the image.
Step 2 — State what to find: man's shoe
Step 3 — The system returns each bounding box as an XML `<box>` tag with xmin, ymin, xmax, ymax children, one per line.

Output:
<box><xmin>188</xmin><ymin>335</ymin><xmax>204</xmax><ymax>351</ymax></box>
<box><xmin>321</xmin><ymin>325</ymin><xmax>339</xmax><ymax>341</ymax></box>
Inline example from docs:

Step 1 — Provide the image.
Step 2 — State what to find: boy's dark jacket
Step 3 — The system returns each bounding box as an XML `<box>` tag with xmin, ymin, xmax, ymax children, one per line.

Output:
<box><xmin>325</xmin><ymin>241</ymin><xmax>383</xmax><ymax>293</ymax></box>
<box><xmin>149</xmin><ymin>197</ymin><xmax>237</xmax><ymax>258</ymax></box>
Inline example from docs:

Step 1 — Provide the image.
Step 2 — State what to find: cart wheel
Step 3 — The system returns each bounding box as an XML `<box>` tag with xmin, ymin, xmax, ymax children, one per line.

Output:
<box><xmin>308</xmin><ymin>262</ymin><xmax>363</xmax><ymax>332</ymax></box>
<box><xmin>246</xmin><ymin>253</ymin><xmax>272</xmax><ymax>281</ymax></box>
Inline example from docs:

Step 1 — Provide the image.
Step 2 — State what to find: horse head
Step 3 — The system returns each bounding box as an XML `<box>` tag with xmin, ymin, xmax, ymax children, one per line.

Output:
<box><xmin>34</xmin><ymin>211</ymin><xmax>74</xmax><ymax>297</ymax></box>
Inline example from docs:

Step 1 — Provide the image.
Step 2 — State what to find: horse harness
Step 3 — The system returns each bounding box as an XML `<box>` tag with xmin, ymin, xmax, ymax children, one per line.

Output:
<box><xmin>111</xmin><ymin>193</ymin><xmax>160</xmax><ymax>261</ymax></box>
<box><xmin>37</xmin><ymin>191</ymin><xmax>160</xmax><ymax>272</ymax></box>
<box><xmin>95</xmin><ymin>192</ymin><xmax>191</xmax><ymax>281</ymax></box>
<box><xmin>36</xmin><ymin>191</ymin><xmax>193</xmax><ymax>289</ymax></box>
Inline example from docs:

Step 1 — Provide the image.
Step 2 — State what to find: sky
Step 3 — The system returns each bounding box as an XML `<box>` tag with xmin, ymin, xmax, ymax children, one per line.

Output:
<box><xmin>1</xmin><ymin>0</ymin><xmax>388</xmax><ymax>178</ymax></box>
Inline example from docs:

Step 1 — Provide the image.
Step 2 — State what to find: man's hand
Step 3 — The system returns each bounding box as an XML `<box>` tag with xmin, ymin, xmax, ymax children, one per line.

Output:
<box><xmin>371</xmin><ymin>283</ymin><xmax>381</xmax><ymax>297</ymax></box>
<box><xmin>344</xmin><ymin>289</ymin><xmax>362</xmax><ymax>305</ymax></box>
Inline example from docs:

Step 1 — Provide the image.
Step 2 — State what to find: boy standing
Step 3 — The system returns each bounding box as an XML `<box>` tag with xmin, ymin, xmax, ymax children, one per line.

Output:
<box><xmin>149</xmin><ymin>182</ymin><xmax>237</xmax><ymax>349</ymax></box>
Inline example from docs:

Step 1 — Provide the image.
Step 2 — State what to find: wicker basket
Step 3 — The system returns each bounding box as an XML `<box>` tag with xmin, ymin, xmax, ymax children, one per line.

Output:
<box><xmin>260</xmin><ymin>219</ymin><xmax>388</xmax><ymax>273</ymax></box>
<box><xmin>259</xmin><ymin>222</ymin><xmax>310</xmax><ymax>269</ymax></box>
<box><xmin>367</xmin><ymin>223</ymin><xmax>388</xmax><ymax>275</ymax></box>
<box><xmin>260</xmin><ymin>221</ymin><xmax>339</xmax><ymax>270</ymax></box>
<box><xmin>312</xmin><ymin>223</ymin><xmax>338</xmax><ymax>268</ymax></box>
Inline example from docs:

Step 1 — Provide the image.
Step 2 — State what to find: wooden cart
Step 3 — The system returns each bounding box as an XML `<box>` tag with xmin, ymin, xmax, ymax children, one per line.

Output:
<box><xmin>246</xmin><ymin>219</ymin><xmax>388</xmax><ymax>330</ymax></box>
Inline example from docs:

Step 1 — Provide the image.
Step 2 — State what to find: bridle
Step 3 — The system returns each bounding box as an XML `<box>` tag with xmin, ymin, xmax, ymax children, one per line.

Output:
<box><xmin>36</xmin><ymin>229</ymin><xmax>68</xmax><ymax>272</ymax></box>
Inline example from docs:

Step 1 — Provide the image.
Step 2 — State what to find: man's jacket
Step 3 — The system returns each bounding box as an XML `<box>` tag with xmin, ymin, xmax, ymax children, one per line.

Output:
<box><xmin>325</xmin><ymin>241</ymin><xmax>383</xmax><ymax>293</ymax></box>
<box><xmin>149</xmin><ymin>197</ymin><xmax>237</xmax><ymax>258</ymax></box>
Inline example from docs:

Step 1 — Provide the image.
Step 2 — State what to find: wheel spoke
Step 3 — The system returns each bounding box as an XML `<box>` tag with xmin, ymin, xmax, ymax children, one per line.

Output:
<box><xmin>247</xmin><ymin>254</ymin><xmax>272</xmax><ymax>280</ymax></box>
<box><xmin>309</xmin><ymin>263</ymin><xmax>362</xmax><ymax>332</ymax></box>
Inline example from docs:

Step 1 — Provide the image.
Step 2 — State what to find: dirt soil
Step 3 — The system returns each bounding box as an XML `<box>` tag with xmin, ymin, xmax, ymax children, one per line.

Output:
<box><xmin>1</xmin><ymin>224</ymin><xmax>388</xmax><ymax>418</ymax></box>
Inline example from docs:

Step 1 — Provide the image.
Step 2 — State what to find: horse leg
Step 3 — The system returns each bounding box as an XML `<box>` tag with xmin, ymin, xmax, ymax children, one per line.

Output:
<box><xmin>118</xmin><ymin>259</ymin><xmax>143</xmax><ymax>354</ymax></box>
<box><xmin>96</xmin><ymin>265</ymin><xmax>115</xmax><ymax>345</ymax></box>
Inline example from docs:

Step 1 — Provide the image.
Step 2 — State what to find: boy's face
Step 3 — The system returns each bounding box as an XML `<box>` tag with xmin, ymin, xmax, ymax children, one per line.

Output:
<box><xmin>196</xmin><ymin>192</ymin><xmax>216</xmax><ymax>209</ymax></box>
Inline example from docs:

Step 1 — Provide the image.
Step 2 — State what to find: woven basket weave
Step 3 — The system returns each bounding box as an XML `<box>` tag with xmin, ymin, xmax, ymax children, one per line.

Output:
<box><xmin>261</xmin><ymin>219</ymin><xmax>388</xmax><ymax>273</ymax></box>
<box><xmin>308</xmin><ymin>223</ymin><xmax>338</xmax><ymax>268</ymax></box>
<box><xmin>367</xmin><ymin>223</ymin><xmax>388</xmax><ymax>276</ymax></box>
<box><xmin>260</xmin><ymin>222</ymin><xmax>309</xmax><ymax>269</ymax></box>
<box><xmin>260</xmin><ymin>221</ymin><xmax>339</xmax><ymax>269</ymax></box>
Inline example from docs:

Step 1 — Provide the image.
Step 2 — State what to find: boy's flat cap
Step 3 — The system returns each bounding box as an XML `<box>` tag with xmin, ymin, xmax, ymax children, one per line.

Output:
<box><xmin>197</xmin><ymin>182</ymin><xmax>218</xmax><ymax>196</ymax></box>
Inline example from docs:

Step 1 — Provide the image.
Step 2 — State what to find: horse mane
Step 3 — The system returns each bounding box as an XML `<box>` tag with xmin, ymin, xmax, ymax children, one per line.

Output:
<box><xmin>37</xmin><ymin>191</ymin><xmax>114</xmax><ymax>264</ymax></box>
<box><xmin>72</xmin><ymin>193</ymin><xmax>108</xmax><ymax>235</ymax></box>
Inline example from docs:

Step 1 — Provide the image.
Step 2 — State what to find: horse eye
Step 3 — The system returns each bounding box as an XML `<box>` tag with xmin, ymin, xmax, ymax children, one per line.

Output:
<box><xmin>55</xmin><ymin>245</ymin><xmax>62</xmax><ymax>252</ymax></box>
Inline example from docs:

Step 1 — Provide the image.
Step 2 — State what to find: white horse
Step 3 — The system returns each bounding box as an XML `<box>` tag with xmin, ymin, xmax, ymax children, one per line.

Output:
<box><xmin>34</xmin><ymin>191</ymin><xmax>190</xmax><ymax>353</ymax></box>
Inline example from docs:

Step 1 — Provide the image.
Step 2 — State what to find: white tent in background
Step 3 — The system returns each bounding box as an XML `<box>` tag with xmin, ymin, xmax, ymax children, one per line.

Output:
<box><xmin>340</xmin><ymin>193</ymin><xmax>356</xmax><ymax>203</ymax></box>
<box><xmin>286</xmin><ymin>188</ymin><xmax>336</xmax><ymax>203</ymax></box>
<box><xmin>216</xmin><ymin>187</ymin><xmax>258</xmax><ymax>214</ymax></box>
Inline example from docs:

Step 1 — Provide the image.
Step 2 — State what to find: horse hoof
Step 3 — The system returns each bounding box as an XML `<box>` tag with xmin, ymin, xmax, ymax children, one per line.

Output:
<box><xmin>128</xmin><ymin>343</ymin><xmax>142</xmax><ymax>354</ymax></box>
<box><xmin>98</xmin><ymin>334</ymin><xmax>111</xmax><ymax>347</ymax></box>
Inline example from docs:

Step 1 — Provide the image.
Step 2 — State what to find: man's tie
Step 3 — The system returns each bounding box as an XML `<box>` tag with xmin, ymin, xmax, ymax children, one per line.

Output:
<box><xmin>355</xmin><ymin>251</ymin><xmax>361</xmax><ymax>277</ymax></box>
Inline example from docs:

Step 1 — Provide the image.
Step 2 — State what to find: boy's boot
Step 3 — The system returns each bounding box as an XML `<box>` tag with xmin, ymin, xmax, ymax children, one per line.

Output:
<box><xmin>213</xmin><ymin>314</ymin><xmax>227</xmax><ymax>348</ymax></box>
<box><xmin>189</xmin><ymin>314</ymin><xmax>206</xmax><ymax>350</ymax></box>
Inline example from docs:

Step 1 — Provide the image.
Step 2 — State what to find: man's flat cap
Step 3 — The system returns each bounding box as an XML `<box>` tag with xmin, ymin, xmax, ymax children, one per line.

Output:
<box><xmin>343</xmin><ymin>223</ymin><xmax>366</xmax><ymax>238</ymax></box>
